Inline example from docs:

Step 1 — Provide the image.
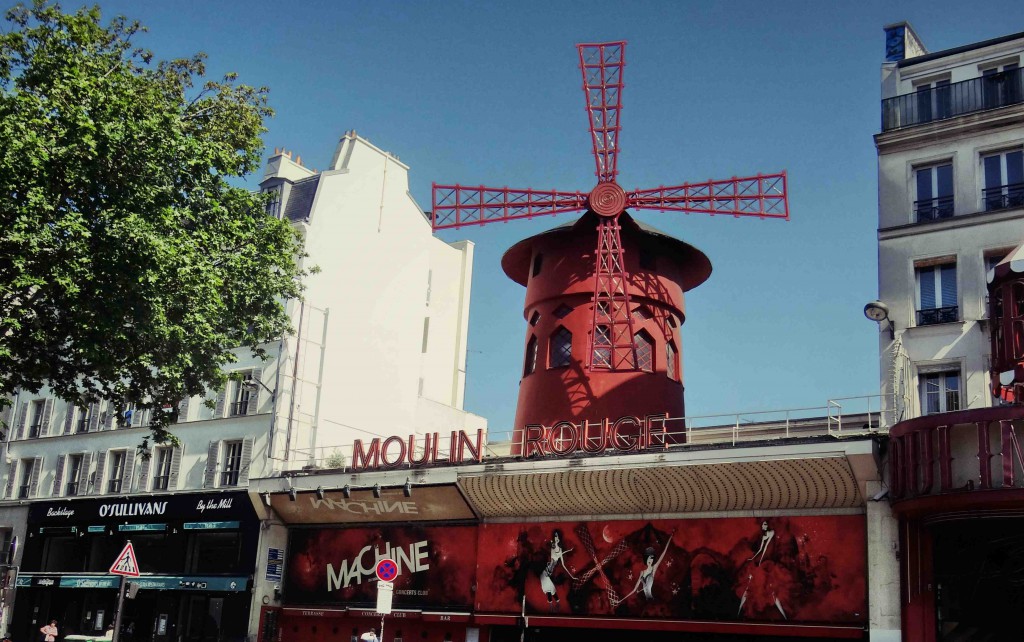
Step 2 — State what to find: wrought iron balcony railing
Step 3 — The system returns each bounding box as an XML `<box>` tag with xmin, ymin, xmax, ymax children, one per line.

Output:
<box><xmin>917</xmin><ymin>305</ymin><xmax>959</xmax><ymax>326</ymax></box>
<box><xmin>914</xmin><ymin>195</ymin><xmax>955</xmax><ymax>222</ymax></box>
<box><xmin>983</xmin><ymin>182</ymin><xmax>1024</xmax><ymax>212</ymax></box>
<box><xmin>882</xmin><ymin>67</ymin><xmax>1024</xmax><ymax>131</ymax></box>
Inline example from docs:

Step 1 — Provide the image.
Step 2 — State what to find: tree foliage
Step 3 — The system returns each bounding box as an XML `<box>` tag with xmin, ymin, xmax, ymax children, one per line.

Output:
<box><xmin>0</xmin><ymin>2</ymin><xmax>307</xmax><ymax>443</ymax></box>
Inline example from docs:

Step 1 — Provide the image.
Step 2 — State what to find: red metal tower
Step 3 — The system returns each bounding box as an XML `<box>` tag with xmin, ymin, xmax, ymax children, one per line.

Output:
<box><xmin>432</xmin><ymin>41</ymin><xmax>788</xmax><ymax>371</ymax></box>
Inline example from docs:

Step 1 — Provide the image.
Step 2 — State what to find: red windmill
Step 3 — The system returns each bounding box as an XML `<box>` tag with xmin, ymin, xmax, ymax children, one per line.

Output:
<box><xmin>432</xmin><ymin>41</ymin><xmax>788</xmax><ymax>371</ymax></box>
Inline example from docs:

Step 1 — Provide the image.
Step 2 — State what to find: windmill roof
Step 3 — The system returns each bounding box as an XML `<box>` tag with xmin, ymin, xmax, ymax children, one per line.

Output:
<box><xmin>501</xmin><ymin>211</ymin><xmax>712</xmax><ymax>290</ymax></box>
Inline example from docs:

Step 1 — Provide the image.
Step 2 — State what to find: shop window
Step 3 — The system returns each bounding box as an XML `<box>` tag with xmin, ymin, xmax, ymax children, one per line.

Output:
<box><xmin>549</xmin><ymin>327</ymin><xmax>572</xmax><ymax>368</ymax></box>
<box><xmin>187</xmin><ymin>531</ymin><xmax>241</xmax><ymax>574</ymax></box>
<box><xmin>42</xmin><ymin>534</ymin><xmax>86</xmax><ymax>572</ymax></box>
<box><xmin>524</xmin><ymin>335</ymin><xmax>538</xmax><ymax>376</ymax></box>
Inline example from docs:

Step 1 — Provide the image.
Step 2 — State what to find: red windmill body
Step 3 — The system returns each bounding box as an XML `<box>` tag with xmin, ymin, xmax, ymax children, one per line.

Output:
<box><xmin>431</xmin><ymin>42</ymin><xmax>789</xmax><ymax>454</ymax></box>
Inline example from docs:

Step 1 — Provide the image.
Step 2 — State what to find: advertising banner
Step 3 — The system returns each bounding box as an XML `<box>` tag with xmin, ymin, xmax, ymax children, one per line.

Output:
<box><xmin>285</xmin><ymin>524</ymin><xmax>477</xmax><ymax>609</ymax></box>
<box><xmin>475</xmin><ymin>515</ymin><xmax>866</xmax><ymax>625</ymax></box>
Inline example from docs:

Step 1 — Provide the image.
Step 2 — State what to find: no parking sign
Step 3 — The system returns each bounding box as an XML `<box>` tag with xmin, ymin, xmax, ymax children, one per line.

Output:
<box><xmin>375</xmin><ymin>559</ymin><xmax>398</xmax><ymax>614</ymax></box>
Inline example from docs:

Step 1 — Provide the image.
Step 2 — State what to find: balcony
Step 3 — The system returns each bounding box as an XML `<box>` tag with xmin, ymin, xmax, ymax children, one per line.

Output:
<box><xmin>917</xmin><ymin>305</ymin><xmax>959</xmax><ymax>326</ymax></box>
<box><xmin>983</xmin><ymin>182</ymin><xmax>1024</xmax><ymax>212</ymax></box>
<box><xmin>882</xmin><ymin>67</ymin><xmax>1024</xmax><ymax>131</ymax></box>
<box><xmin>888</xmin><ymin>406</ymin><xmax>1024</xmax><ymax>514</ymax></box>
<box><xmin>914</xmin><ymin>195</ymin><xmax>954</xmax><ymax>222</ymax></box>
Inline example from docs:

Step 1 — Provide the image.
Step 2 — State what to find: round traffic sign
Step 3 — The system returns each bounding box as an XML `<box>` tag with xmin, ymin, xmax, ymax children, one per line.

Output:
<box><xmin>375</xmin><ymin>558</ymin><xmax>398</xmax><ymax>582</ymax></box>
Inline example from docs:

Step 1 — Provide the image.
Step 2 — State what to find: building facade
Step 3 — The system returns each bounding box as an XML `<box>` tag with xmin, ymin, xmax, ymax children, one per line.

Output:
<box><xmin>872</xmin><ymin>24</ymin><xmax>1024</xmax><ymax>642</ymax></box>
<box><xmin>0</xmin><ymin>132</ymin><xmax>483</xmax><ymax>642</ymax></box>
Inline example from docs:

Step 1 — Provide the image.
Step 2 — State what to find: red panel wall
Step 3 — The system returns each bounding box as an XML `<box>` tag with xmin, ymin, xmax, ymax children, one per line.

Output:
<box><xmin>475</xmin><ymin>516</ymin><xmax>866</xmax><ymax>625</ymax></box>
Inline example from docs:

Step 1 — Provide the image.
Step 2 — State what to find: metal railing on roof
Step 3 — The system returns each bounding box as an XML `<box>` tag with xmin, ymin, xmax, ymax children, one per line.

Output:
<box><xmin>881</xmin><ymin>67</ymin><xmax>1024</xmax><ymax>131</ymax></box>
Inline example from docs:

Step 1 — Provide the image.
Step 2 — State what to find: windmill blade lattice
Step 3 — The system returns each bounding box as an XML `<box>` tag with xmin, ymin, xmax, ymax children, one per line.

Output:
<box><xmin>431</xmin><ymin>41</ymin><xmax>789</xmax><ymax>372</ymax></box>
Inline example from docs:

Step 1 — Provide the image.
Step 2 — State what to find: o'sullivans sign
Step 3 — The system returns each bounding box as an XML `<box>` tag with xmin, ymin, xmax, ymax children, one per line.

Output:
<box><xmin>349</xmin><ymin>413</ymin><xmax>675</xmax><ymax>471</ymax></box>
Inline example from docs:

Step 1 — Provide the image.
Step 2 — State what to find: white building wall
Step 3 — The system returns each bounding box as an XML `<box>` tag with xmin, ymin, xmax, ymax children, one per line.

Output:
<box><xmin>875</xmin><ymin>31</ymin><xmax>1024</xmax><ymax>422</ymax></box>
<box><xmin>263</xmin><ymin>133</ymin><xmax>485</xmax><ymax>463</ymax></box>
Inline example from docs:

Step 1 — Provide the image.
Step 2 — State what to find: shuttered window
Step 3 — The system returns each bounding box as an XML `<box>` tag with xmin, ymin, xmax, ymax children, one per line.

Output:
<box><xmin>916</xmin><ymin>262</ymin><xmax>958</xmax><ymax>325</ymax></box>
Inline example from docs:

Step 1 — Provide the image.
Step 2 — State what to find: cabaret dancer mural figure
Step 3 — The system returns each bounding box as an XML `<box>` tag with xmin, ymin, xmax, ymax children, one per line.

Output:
<box><xmin>737</xmin><ymin>520</ymin><xmax>788</xmax><ymax>619</ymax></box>
<box><xmin>612</xmin><ymin>529</ymin><xmax>675</xmax><ymax>606</ymax></box>
<box><xmin>540</xmin><ymin>530</ymin><xmax>576</xmax><ymax>610</ymax></box>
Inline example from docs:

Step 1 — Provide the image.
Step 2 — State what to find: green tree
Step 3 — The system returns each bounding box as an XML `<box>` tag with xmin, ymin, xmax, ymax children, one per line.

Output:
<box><xmin>0</xmin><ymin>2</ymin><xmax>308</xmax><ymax>444</ymax></box>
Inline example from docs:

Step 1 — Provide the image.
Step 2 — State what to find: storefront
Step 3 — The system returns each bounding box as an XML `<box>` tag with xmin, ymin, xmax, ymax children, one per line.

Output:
<box><xmin>267</xmin><ymin>488</ymin><xmax>870</xmax><ymax>642</ymax></box>
<box><xmin>13</xmin><ymin>491</ymin><xmax>259</xmax><ymax>642</ymax></box>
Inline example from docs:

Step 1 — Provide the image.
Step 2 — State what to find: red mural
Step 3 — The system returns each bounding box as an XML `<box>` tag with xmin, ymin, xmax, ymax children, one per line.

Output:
<box><xmin>475</xmin><ymin>516</ymin><xmax>866</xmax><ymax>624</ymax></box>
<box><xmin>285</xmin><ymin>525</ymin><xmax>477</xmax><ymax>609</ymax></box>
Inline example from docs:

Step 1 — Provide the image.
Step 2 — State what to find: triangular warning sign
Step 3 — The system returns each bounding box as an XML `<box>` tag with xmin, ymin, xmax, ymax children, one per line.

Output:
<box><xmin>109</xmin><ymin>542</ymin><xmax>140</xmax><ymax>577</ymax></box>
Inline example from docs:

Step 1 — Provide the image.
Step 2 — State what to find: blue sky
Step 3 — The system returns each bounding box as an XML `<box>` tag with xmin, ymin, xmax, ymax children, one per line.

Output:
<box><xmin>18</xmin><ymin>1</ymin><xmax>1022</xmax><ymax>431</ymax></box>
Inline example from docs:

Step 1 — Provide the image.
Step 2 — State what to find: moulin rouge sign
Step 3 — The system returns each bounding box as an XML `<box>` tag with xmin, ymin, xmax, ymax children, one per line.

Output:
<box><xmin>350</xmin><ymin>412</ymin><xmax>671</xmax><ymax>471</ymax></box>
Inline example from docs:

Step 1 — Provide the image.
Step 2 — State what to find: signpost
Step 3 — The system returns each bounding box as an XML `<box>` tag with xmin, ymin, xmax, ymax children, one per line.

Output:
<box><xmin>374</xmin><ymin>559</ymin><xmax>398</xmax><ymax>642</ymax></box>
<box><xmin>108</xmin><ymin>541</ymin><xmax>140</xmax><ymax>642</ymax></box>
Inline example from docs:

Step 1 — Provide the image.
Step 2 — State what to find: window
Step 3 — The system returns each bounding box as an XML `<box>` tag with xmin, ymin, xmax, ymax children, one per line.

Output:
<box><xmin>553</xmin><ymin>304</ymin><xmax>573</xmax><ymax>319</ymax></box>
<box><xmin>914</xmin><ymin>163</ymin><xmax>953</xmax><ymax>221</ymax></box>
<box><xmin>17</xmin><ymin>460</ymin><xmax>33</xmax><ymax>499</ymax></box>
<box><xmin>666</xmin><ymin>341</ymin><xmax>678</xmax><ymax>381</ymax></box>
<box><xmin>635</xmin><ymin>331</ymin><xmax>654</xmax><ymax>372</ymax></box>
<box><xmin>529</xmin><ymin>310</ymin><xmax>540</xmax><ymax>326</ymax></box>
<box><xmin>983</xmin><ymin>149</ymin><xmax>1024</xmax><ymax>211</ymax></box>
<box><xmin>230</xmin><ymin>375</ymin><xmax>252</xmax><ymax>417</ymax></box>
<box><xmin>919</xmin><ymin>369</ymin><xmax>961</xmax><ymax>414</ymax></box>
<box><xmin>28</xmin><ymin>399</ymin><xmax>44</xmax><ymax>438</ymax></box>
<box><xmin>425</xmin><ymin>269</ymin><xmax>432</xmax><ymax>306</ymax></box>
<box><xmin>532</xmin><ymin>253</ymin><xmax>543</xmax><ymax>277</ymax></box>
<box><xmin>592</xmin><ymin>325</ymin><xmax>612</xmax><ymax>368</ymax></box>
<box><xmin>421</xmin><ymin>317</ymin><xmax>430</xmax><ymax>353</ymax></box>
<box><xmin>221</xmin><ymin>441</ymin><xmax>243</xmax><ymax>487</ymax></box>
<box><xmin>916</xmin><ymin>262</ymin><xmax>958</xmax><ymax>325</ymax></box>
<box><xmin>982</xmin><ymin>63</ymin><xmax>1021</xmax><ymax>110</ymax></box>
<box><xmin>263</xmin><ymin>186</ymin><xmax>282</xmax><ymax>219</ymax></box>
<box><xmin>66</xmin><ymin>454</ymin><xmax>83</xmax><ymax>496</ymax></box>
<box><xmin>523</xmin><ymin>336</ymin><xmax>538</xmax><ymax>376</ymax></box>
<box><xmin>107</xmin><ymin>451</ymin><xmax>126</xmax><ymax>493</ymax></box>
<box><xmin>75</xmin><ymin>406</ymin><xmax>89</xmax><ymax>433</ymax></box>
<box><xmin>632</xmin><ymin>305</ymin><xmax>653</xmax><ymax>321</ymax></box>
<box><xmin>0</xmin><ymin>529</ymin><xmax>12</xmax><ymax>564</ymax></box>
<box><xmin>153</xmin><ymin>447</ymin><xmax>173</xmax><ymax>491</ymax></box>
<box><xmin>549</xmin><ymin>327</ymin><xmax>572</xmax><ymax>368</ymax></box>
<box><xmin>914</xmin><ymin>78</ymin><xmax>951</xmax><ymax>122</ymax></box>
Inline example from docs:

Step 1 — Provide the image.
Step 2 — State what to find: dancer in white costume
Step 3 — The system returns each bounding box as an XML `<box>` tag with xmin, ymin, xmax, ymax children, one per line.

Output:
<box><xmin>540</xmin><ymin>530</ymin><xmax>576</xmax><ymax>608</ymax></box>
